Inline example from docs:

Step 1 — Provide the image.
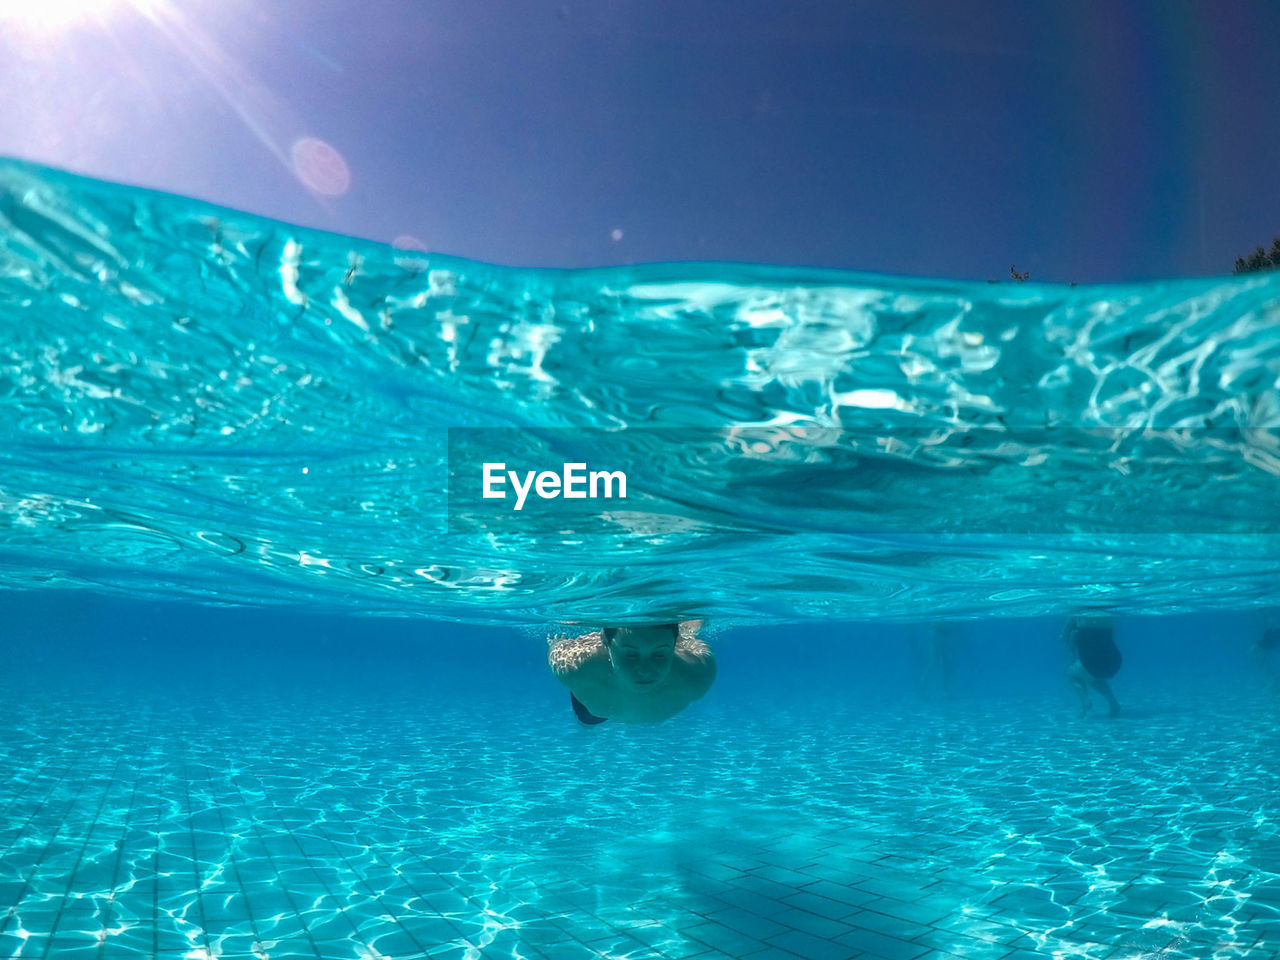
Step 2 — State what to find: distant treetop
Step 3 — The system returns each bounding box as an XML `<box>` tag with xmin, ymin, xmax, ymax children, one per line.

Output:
<box><xmin>1234</xmin><ymin>236</ymin><xmax>1280</xmax><ymax>274</ymax></box>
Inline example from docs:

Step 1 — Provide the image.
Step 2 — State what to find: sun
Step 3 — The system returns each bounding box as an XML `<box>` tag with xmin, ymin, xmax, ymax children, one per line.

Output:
<box><xmin>0</xmin><ymin>0</ymin><xmax>141</xmax><ymax>31</ymax></box>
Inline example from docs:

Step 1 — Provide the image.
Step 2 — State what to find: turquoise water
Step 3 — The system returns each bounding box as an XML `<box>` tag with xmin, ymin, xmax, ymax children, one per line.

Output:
<box><xmin>2</xmin><ymin>158</ymin><xmax>1279</xmax><ymax>624</ymax></box>
<box><xmin>4</xmin><ymin>605</ymin><xmax>1280</xmax><ymax>960</ymax></box>
<box><xmin>6</xmin><ymin>682</ymin><xmax>1279</xmax><ymax>960</ymax></box>
<box><xmin>2</xmin><ymin>160</ymin><xmax>1280</xmax><ymax>960</ymax></box>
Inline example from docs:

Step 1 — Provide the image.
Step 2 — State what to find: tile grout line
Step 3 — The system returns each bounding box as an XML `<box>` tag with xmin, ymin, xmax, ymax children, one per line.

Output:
<box><xmin>37</xmin><ymin>753</ymin><xmax>125</xmax><ymax>959</ymax></box>
<box><xmin>0</xmin><ymin>746</ymin><xmax>96</xmax><ymax>943</ymax></box>
<box><xmin>94</xmin><ymin>728</ymin><xmax>148</xmax><ymax>960</ymax></box>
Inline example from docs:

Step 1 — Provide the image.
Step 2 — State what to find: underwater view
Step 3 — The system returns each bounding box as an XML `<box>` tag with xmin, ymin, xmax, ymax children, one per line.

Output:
<box><xmin>2</xmin><ymin>155</ymin><xmax>1279</xmax><ymax>960</ymax></box>
<box><xmin>3</xmin><ymin>2</ymin><xmax>1280</xmax><ymax>959</ymax></box>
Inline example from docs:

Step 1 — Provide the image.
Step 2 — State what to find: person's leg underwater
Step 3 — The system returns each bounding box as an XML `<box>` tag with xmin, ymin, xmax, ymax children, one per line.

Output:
<box><xmin>1092</xmin><ymin>678</ymin><xmax>1121</xmax><ymax>717</ymax></box>
<box><xmin>1068</xmin><ymin>660</ymin><xmax>1092</xmax><ymax>716</ymax></box>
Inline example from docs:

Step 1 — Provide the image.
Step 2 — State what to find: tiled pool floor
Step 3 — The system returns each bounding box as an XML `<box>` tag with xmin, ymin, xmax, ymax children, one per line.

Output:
<box><xmin>2</xmin><ymin>692</ymin><xmax>1277</xmax><ymax>960</ymax></box>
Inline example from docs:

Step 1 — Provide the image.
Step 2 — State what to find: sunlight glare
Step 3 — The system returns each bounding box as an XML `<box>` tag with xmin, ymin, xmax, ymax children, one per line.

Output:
<box><xmin>0</xmin><ymin>0</ymin><xmax>149</xmax><ymax>32</ymax></box>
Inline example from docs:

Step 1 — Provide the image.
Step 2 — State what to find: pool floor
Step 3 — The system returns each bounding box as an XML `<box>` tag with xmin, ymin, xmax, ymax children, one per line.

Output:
<box><xmin>2</xmin><ymin>690</ymin><xmax>1277</xmax><ymax>960</ymax></box>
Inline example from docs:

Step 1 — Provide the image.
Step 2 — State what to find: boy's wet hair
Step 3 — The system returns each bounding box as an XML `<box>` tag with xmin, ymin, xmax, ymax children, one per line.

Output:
<box><xmin>602</xmin><ymin>623</ymin><xmax>680</xmax><ymax>645</ymax></box>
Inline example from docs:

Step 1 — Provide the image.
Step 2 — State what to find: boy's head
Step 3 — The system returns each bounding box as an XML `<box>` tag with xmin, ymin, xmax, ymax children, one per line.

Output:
<box><xmin>601</xmin><ymin>623</ymin><xmax>680</xmax><ymax>688</ymax></box>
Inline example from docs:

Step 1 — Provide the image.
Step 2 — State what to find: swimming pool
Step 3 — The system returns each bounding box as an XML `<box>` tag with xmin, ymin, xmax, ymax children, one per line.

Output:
<box><xmin>2</xmin><ymin>160</ymin><xmax>1279</xmax><ymax>960</ymax></box>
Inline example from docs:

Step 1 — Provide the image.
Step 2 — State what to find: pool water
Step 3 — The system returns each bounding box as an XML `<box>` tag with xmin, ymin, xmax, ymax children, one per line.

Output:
<box><xmin>3</xmin><ymin>604</ymin><xmax>1278</xmax><ymax>960</ymax></box>
<box><xmin>2</xmin><ymin>158</ymin><xmax>1279</xmax><ymax>625</ymax></box>
<box><xmin>2</xmin><ymin>161</ymin><xmax>1280</xmax><ymax>960</ymax></box>
<box><xmin>4</xmin><ymin>690</ymin><xmax>1278</xmax><ymax>959</ymax></box>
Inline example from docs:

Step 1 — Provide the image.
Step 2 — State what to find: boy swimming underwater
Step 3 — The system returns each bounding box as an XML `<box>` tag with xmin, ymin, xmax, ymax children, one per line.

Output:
<box><xmin>548</xmin><ymin>620</ymin><xmax>715</xmax><ymax>724</ymax></box>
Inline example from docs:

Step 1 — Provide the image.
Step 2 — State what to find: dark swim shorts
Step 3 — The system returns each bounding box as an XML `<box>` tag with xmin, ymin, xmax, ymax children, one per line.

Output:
<box><xmin>571</xmin><ymin>693</ymin><xmax>607</xmax><ymax>725</ymax></box>
<box><xmin>1260</xmin><ymin>628</ymin><xmax>1280</xmax><ymax>651</ymax></box>
<box><xmin>1076</xmin><ymin>626</ymin><xmax>1122</xmax><ymax>680</ymax></box>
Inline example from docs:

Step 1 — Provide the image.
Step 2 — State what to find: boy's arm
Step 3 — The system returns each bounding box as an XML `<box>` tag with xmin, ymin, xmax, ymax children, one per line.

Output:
<box><xmin>548</xmin><ymin>631</ymin><xmax>607</xmax><ymax>687</ymax></box>
<box><xmin>675</xmin><ymin>626</ymin><xmax>716</xmax><ymax>699</ymax></box>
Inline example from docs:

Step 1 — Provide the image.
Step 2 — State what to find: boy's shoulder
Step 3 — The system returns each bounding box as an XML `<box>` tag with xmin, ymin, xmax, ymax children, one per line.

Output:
<box><xmin>548</xmin><ymin>630</ymin><xmax>608</xmax><ymax>678</ymax></box>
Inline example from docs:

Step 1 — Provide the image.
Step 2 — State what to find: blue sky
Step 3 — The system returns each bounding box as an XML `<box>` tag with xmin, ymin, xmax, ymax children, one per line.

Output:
<box><xmin>1</xmin><ymin>0</ymin><xmax>1276</xmax><ymax>281</ymax></box>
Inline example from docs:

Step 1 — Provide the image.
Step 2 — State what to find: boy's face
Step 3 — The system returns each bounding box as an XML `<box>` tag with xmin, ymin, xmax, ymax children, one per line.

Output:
<box><xmin>606</xmin><ymin>625</ymin><xmax>677</xmax><ymax>688</ymax></box>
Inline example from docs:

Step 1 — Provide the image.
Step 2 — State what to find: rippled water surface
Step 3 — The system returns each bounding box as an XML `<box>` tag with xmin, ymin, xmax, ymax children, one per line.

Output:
<box><xmin>2</xmin><ymin>158</ymin><xmax>1279</xmax><ymax>624</ymax></box>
